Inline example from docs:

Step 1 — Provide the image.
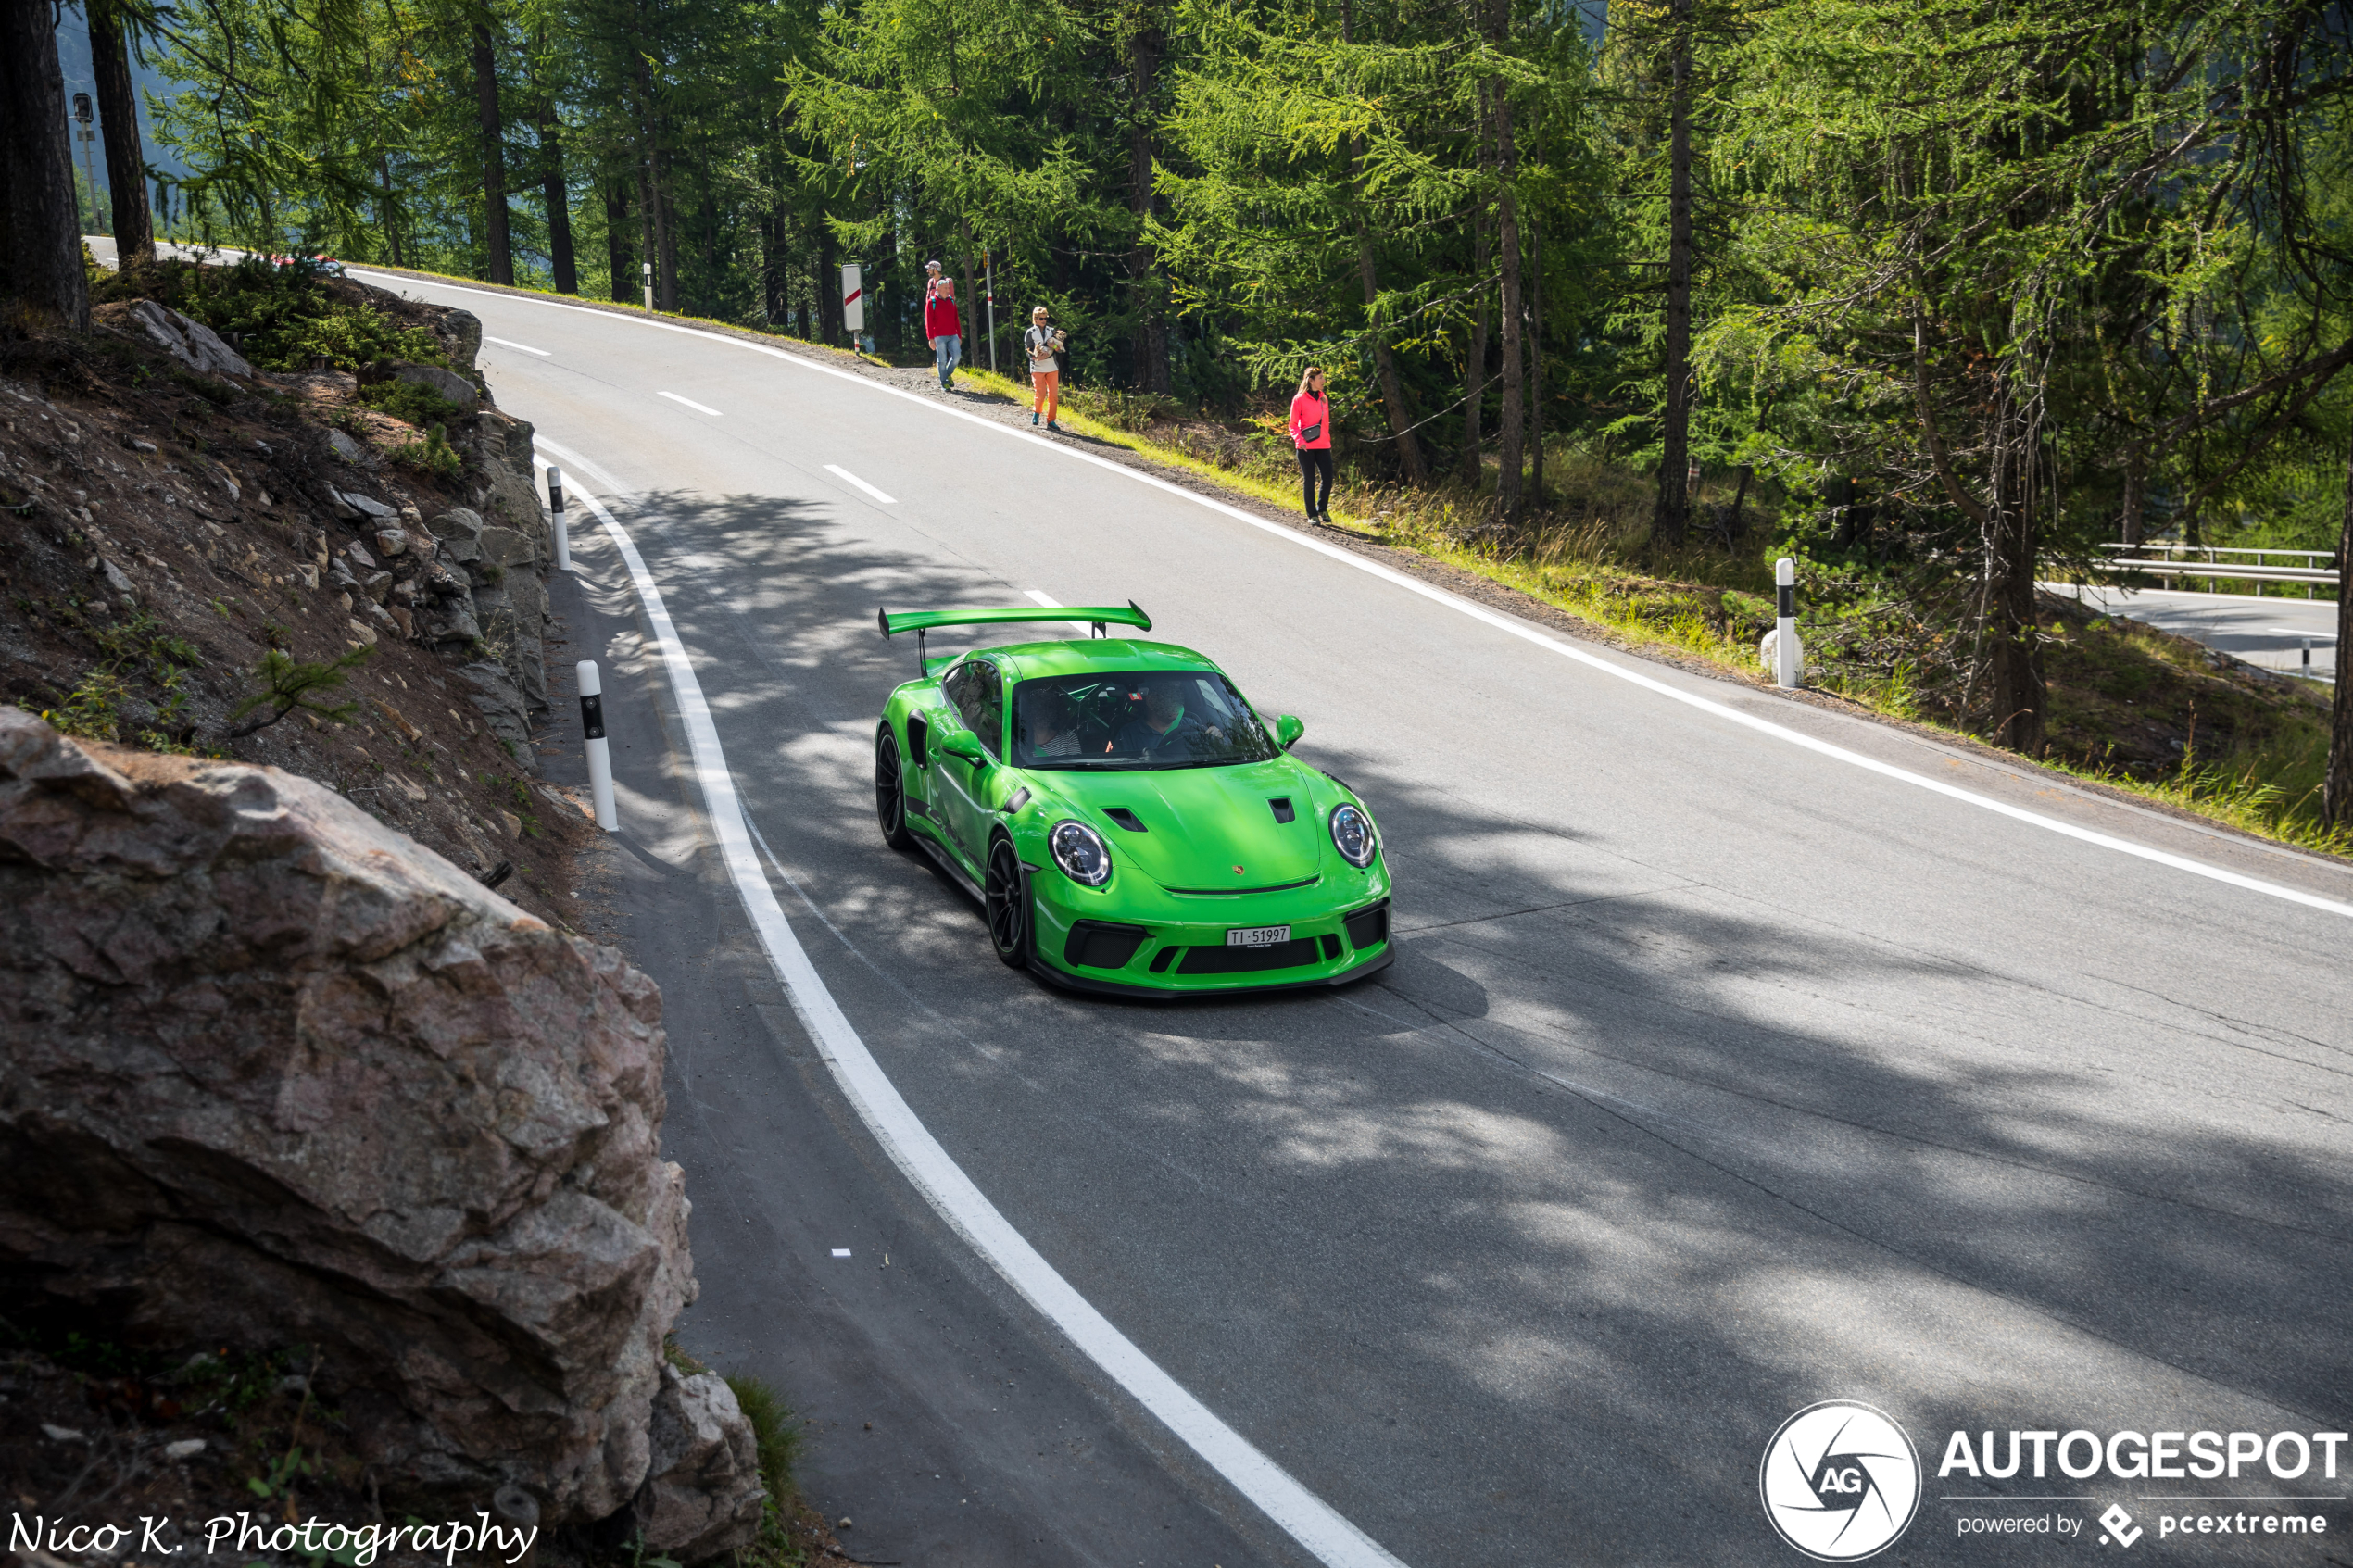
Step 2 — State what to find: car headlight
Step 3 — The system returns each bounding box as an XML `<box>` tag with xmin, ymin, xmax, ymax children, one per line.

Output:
<box><xmin>1329</xmin><ymin>803</ymin><xmax>1378</xmax><ymax>868</ymax></box>
<box><xmin>1049</xmin><ymin>820</ymin><xmax>1113</xmax><ymax>886</ymax></box>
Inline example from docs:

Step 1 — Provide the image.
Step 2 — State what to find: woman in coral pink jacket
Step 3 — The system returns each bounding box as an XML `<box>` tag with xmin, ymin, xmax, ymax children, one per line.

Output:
<box><xmin>1289</xmin><ymin>366</ymin><xmax>1334</xmax><ymax>523</ymax></box>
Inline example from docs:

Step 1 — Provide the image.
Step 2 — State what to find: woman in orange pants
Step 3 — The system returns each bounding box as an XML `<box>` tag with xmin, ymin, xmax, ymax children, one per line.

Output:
<box><xmin>1025</xmin><ymin>305</ymin><xmax>1063</xmax><ymax>431</ymax></box>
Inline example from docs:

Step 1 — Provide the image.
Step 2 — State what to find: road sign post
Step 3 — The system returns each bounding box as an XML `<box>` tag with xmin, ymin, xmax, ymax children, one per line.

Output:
<box><xmin>547</xmin><ymin>465</ymin><xmax>569</xmax><ymax>572</ymax></box>
<box><xmin>1775</xmin><ymin>558</ymin><xmax>1803</xmax><ymax>689</ymax></box>
<box><xmin>577</xmin><ymin>659</ymin><xmax>617</xmax><ymax>832</ymax></box>
<box><xmin>840</xmin><ymin>263</ymin><xmax>865</xmax><ymax>354</ymax></box>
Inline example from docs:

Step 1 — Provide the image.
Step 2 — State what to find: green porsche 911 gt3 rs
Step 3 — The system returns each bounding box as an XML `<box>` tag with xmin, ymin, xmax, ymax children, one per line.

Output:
<box><xmin>872</xmin><ymin>602</ymin><xmax>1392</xmax><ymax>997</ymax></box>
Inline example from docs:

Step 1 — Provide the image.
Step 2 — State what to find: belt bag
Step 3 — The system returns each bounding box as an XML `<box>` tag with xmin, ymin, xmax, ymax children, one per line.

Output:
<box><xmin>1300</xmin><ymin>422</ymin><xmax>1322</xmax><ymax>444</ymax></box>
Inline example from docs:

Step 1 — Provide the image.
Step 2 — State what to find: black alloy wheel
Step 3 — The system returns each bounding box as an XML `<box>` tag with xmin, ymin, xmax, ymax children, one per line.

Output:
<box><xmin>985</xmin><ymin>836</ymin><xmax>1029</xmax><ymax>969</ymax></box>
<box><xmin>875</xmin><ymin>726</ymin><xmax>915</xmax><ymax>849</ymax></box>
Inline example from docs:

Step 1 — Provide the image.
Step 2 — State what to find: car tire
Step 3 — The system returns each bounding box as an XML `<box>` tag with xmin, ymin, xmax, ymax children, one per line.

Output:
<box><xmin>985</xmin><ymin>835</ymin><xmax>1029</xmax><ymax>970</ymax></box>
<box><xmin>875</xmin><ymin>725</ymin><xmax>916</xmax><ymax>850</ymax></box>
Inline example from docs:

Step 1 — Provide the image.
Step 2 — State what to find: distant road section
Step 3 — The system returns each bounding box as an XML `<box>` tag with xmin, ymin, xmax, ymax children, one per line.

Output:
<box><xmin>2045</xmin><ymin>581</ymin><xmax>2337</xmax><ymax>682</ymax></box>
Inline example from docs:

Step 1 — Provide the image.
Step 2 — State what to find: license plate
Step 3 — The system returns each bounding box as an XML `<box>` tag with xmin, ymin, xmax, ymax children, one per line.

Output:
<box><xmin>1227</xmin><ymin>925</ymin><xmax>1290</xmax><ymax>947</ymax></box>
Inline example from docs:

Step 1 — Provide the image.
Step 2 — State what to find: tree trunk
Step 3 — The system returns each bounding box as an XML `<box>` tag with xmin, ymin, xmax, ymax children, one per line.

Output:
<box><xmin>2120</xmin><ymin>450</ymin><xmax>2145</xmax><ymax>546</ymax></box>
<box><xmin>602</xmin><ymin>177</ymin><xmax>634</xmax><ymax>302</ymax></box>
<box><xmin>378</xmin><ymin>153</ymin><xmax>405</xmax><ymax>265</ymax></box>
<box><xmin>472</xmin><ymin>19</ymin><xmax>511</xmax><ymax>284</ymax></box>
<box><xmin>1341</xmin><ymin>0</ymin><xmax>1423</xmax><ymax>483</ymax></box>
<box><xmin>1491</xmin><ymin>81</ymin><xmax>1525</xmax><ymax>522</ymax></box>
<box><xmin>0</xmin><ymin>0</ymin><xmax>92</xmax><ymax>330</ymax></box>
<box><xmin>2322</xmin><ymin>428</ymin><xmax>2353</xmax><ymax>827</ymax></box>
<box><xmin>87</xmin><ymin>0</ymin><xmax>153</xmax><ymax>266</ymax></box>
<box><xmin>635</xmin><ymin>158</ymin><xmax>655</xmax><ymax>304</ymax></box>
<box><xmin>655</xmin><ymin>164</ymin><xmax>678</xmax><ymax>311</ymax></box>
<box><xmin>1987</xmin><ymin>432</ymin><xmax>2046</xmax><ymax>754</ymax></box>
<box><xmin>1462</xmin><ymin>197</ymin><xmax>1487</xmax><ymax>483</ymax></box>
<box><xmin>1655</xmin><ymin>0</ymin><xmax>1694</xmax><ymax>546</ymax></box>
<box><xmin>537</xmin><ymin>102</ymin><xmax>576</xmax><ymax>294</ymax></box>
<box><xmin>1127</xmin><ymin>7</ymin><xmax>1171</xmax><ymax>394</ymax></box>
<box><xmin>1529</xmin><ymin>208</ymin><xmax>1543</xmax><ymax>501</ymax></box>
<box><xmin>818</xmin><ymin>226</ymin><xmax>839</xmax><ymax>340</ymax></box>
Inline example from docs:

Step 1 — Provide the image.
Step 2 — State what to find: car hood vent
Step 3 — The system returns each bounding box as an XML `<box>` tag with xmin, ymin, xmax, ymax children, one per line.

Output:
<box><xmin>1268</xmin><ymin>797</ymin><xmax>1295</xmax><ymax>823</ymax></box>
<box><xmin>1104</xmin><ymin>807</ymin><xmax>1147</xmax><ymax>832</ymax></box>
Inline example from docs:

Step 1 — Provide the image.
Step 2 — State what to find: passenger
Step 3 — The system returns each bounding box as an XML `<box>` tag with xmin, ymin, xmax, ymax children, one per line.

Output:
<box><xmin>1025</xmin><ymin>688</ymin><xmax>1081</xmax><ymax>759</ymax></box>
<box><xmin>1112</xmin><ymin>679</ymin><xmax>1206</xmax><ymax>757</ymax></box>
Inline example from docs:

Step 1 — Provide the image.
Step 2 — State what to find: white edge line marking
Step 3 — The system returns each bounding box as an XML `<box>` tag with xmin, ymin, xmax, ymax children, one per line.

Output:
<box><xmin>380</xmin><ymin>274</ymin><xmax>2353</xmax><ymax>923</ymax></box>
<box><xmin>539</xmin><ymin>444</ymin><xmax>1410</xmax><ymax>1568</ymax></box>
<box><xmin>484</xmin><ymin>334</ymin><xmax>551</xmax><ymax>357</ymax></box>
<box><xmin>824</xmin><ymin>463</ymin><xmax>897</xmax><ymax>505</ymax></box>
<box><xmin>658</xmin><ymin>389</ymin><xmax>724</xmax><ymax>417</ymax></box>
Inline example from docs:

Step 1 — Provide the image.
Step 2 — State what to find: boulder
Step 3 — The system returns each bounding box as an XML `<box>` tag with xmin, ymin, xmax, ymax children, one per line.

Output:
<box><xmin>0</xmin><ymin>711</ymin><xmax>758</xmax><ymax>1554</ymax></box>
<box><xmin>339</xmin><ymin>490</ymin><xmax>400</xmax><ymax>523</ymax></box>
<box><xmin>394</xmin><ymin>362</ymin><xmax>480</xmax><ymax>411</ymax></box>
<box><xmin>422</xmin><ymin>600</ymin><xmax>482</xmax><ymax>647</ymax></box>
<box><xmin>374</xmin><ymin>527</ymin><xmax>409</xmax><ymax>558</ymax></box>
<box><xmin>430</xmin><ymin>508</ymin><xmax>486</xmax><ymax>565</ymax></box>
<box><xmin>441</xmin><ymin>308</ymin><xmax>484</xmax><ymax>371</ymax></box>
<box><xmin>327</xmin><ymin>430</ymin><xmax>369</xmax><ymax>466</ymax></box>
<box><xmin>112</xmin><ymin>301</ymin><xmax>256</xmax><ymax>380</ymax></box>
<box><xmin>633</xmin><ymin>1367</ymin><xmax>767</xmax><ymax>1562</ymax></box>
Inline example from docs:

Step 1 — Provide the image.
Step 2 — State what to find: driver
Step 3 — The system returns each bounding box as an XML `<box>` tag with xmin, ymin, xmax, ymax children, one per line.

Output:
<box><xmin>1024</xmin><ymin>687</ymin><xmax>1080</xmax><ymax>759</ymax></box>
<box><xmin>1112</xmin><ymin>677</ymin><xmax>1207</xmax><ymax>757</ymax></box>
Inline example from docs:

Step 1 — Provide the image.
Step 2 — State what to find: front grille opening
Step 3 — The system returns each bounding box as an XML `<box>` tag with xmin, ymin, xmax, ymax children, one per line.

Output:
<box><xmin>1103</xmin><ymin>807</ymin><xmax>1147</xmax><ymax>833</ymax></box>
<box><xmin>1066</xmin><ymin>921</ymin><xmax>1150</xmax><ymax>970</ymax></box>
<box><xmin>1177</xmin><ymin>937</ymin><xmax>1323</xmax><ymax>975</ymax></box>
<box><xmin>1148</xmin><ymin>946</ymin><xmax>1179</xmax><ymax>973</ymax></box>
<box><xmin>1268</xmin><ymin>797</ymin><xmax>1296</xmax><ymax>823</ymax></box>
<box><xmin>1343</xmin><ymin>900</ymin><xmax>1390</xmax><ymax>951</ymax></box>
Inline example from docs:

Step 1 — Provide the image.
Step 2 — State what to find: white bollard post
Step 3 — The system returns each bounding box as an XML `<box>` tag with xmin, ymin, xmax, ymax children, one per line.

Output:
<box><xmin>577</xmin><ymin>659</ymin><xmax>617</xmax><ymax>832</ymax></box>
<box><xmin>642</xmin><ymin>260</ymin><xmax>654</xmax><ymax>312</ymax></box>
<box><xmin>2303</xmin><ymin>637</ymin><xmax>2313</xmax><ymax>678</ymax></box>
<box><xmin>1775</xmin><ymin>557</ymin><xmax>1802</xmax><ymax>689</ymax></box>
<box><xmin>547</xmin><ymin>465</ymin><xmax>570</xmax><ymax>572</ymax></box>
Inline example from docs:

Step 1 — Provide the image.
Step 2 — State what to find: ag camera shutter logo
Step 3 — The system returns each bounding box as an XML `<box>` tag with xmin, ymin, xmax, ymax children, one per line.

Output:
<box><xmin>1760</xmin><ymin>1400</ymin><xmax>1923</xmax><ymax>1561</ymax></box>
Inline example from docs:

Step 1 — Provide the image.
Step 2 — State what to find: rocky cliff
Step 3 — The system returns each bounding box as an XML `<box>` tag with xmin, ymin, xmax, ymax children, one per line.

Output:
<box><xmin>0</xmin><ymin>708</ymin><xmax>761</xmax><ymax>1558</ymax></box>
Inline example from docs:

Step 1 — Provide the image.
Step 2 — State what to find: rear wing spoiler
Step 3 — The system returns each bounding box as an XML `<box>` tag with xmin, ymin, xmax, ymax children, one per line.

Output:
<box><xmin>876</xmin><ymin>602</ymin><xmax>1151</xmax><ymax>676</ymax></box>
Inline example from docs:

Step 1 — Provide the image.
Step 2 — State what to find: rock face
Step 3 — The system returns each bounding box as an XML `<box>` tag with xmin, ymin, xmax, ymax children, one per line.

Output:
<box><xmin>0</xmin><ymin>710</ymin><xmax>762</xmax><ymax>1556</ymax></box>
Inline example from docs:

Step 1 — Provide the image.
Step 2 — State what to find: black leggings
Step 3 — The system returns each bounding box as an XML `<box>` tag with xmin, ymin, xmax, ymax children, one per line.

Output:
<box><xmin>1297</xmin><ymin>447</ymin><xmax>1334</xmax><ymax>517</ymax></box>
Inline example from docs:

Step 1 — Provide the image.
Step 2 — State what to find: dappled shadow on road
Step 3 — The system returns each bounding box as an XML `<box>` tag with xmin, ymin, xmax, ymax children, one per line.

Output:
<box><xmin>605</xmin><ymin>484</ymin><xmax>2353</xmax><ymax>1566</ymax></box>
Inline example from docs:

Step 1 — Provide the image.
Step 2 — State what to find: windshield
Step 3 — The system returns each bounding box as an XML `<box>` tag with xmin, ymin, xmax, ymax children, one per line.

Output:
<box><xmin>1010</xmin><ymin>671</ymin><xmax>1281</xmax><ymax>770</ymax></box>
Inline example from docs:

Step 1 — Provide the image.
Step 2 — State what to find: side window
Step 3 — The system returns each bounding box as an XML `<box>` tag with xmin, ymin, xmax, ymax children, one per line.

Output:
<box><xmin>946</xmin><ymin>660</ymin><xmax>989</xmax><ymax>743</ymax></box>
<box><xmin>975</xmin><ymin>662</ymin><xmax>1005</xmax><ymax>759</ymax></box>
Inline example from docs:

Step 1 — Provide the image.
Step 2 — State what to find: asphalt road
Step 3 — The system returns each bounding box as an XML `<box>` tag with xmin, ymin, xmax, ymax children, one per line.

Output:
<box><xmin>2045</xmin><ymin>582</ymin><xmax>2338</xmax><ymax>682</ymax></box>
<box><xmin>346</xmin><ymin>271</ymin><xmax>2353</xmax><ymax>1568</ymax></box>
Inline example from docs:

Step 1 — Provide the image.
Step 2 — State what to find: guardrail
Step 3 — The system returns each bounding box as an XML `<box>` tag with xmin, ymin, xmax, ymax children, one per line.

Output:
<box><xmin>2093</xmin><ymin>544</ymin><xmax>2338</xmax><ymax>594</ymax></box>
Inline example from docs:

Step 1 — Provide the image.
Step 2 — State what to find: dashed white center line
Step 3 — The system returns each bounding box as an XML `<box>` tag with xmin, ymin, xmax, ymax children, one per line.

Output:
<box><xmin>659</xmin><ymin>390</ymin><xmax>723</xmax><ymax>417</ymax></box>
<box><xmin>1022</xmin><ymin>588</ymin><xmax>1092</xmax><ymax>633</ymax></box>
<box><xmin>824</xmin><ymin>464</ymin><xmax>897</xmax><ymax>505</ymax></box>
<box><xmin>484</xmin><ymin>334</ymin><xmax>550</xmax><ymax>357</ymax></box>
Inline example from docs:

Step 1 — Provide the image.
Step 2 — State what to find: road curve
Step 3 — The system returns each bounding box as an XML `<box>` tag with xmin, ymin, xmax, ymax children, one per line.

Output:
<box><xmin>356</xmin><ymin>270</ymin><xmax>2353</xmax><ymax>1567</ymax></box>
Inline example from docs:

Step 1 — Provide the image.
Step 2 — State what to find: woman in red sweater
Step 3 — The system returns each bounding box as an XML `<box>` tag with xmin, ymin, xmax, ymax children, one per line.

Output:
<box><xmin>1290</xmin><ymin>367</ymin><xmax>1334</xmax><ymax>523</ymax></box>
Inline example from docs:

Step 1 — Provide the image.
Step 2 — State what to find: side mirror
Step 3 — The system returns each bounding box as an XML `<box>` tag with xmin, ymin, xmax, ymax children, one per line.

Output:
<box><xmin>1275</xmin><ymin>714</ymin><xmax>1305</xmax><ymax>750</ymax></box>
<box><xmin>937</xmin><ymin>730</ymin><xmax>987</xmax><ymax>764</ymax></box>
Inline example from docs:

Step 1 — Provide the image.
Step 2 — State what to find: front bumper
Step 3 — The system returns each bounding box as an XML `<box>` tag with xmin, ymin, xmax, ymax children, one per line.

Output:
<box><xmin>1026</xmin><ymin>864</ymin><xmax>1393</xmax><ymax>997</ymax></box>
